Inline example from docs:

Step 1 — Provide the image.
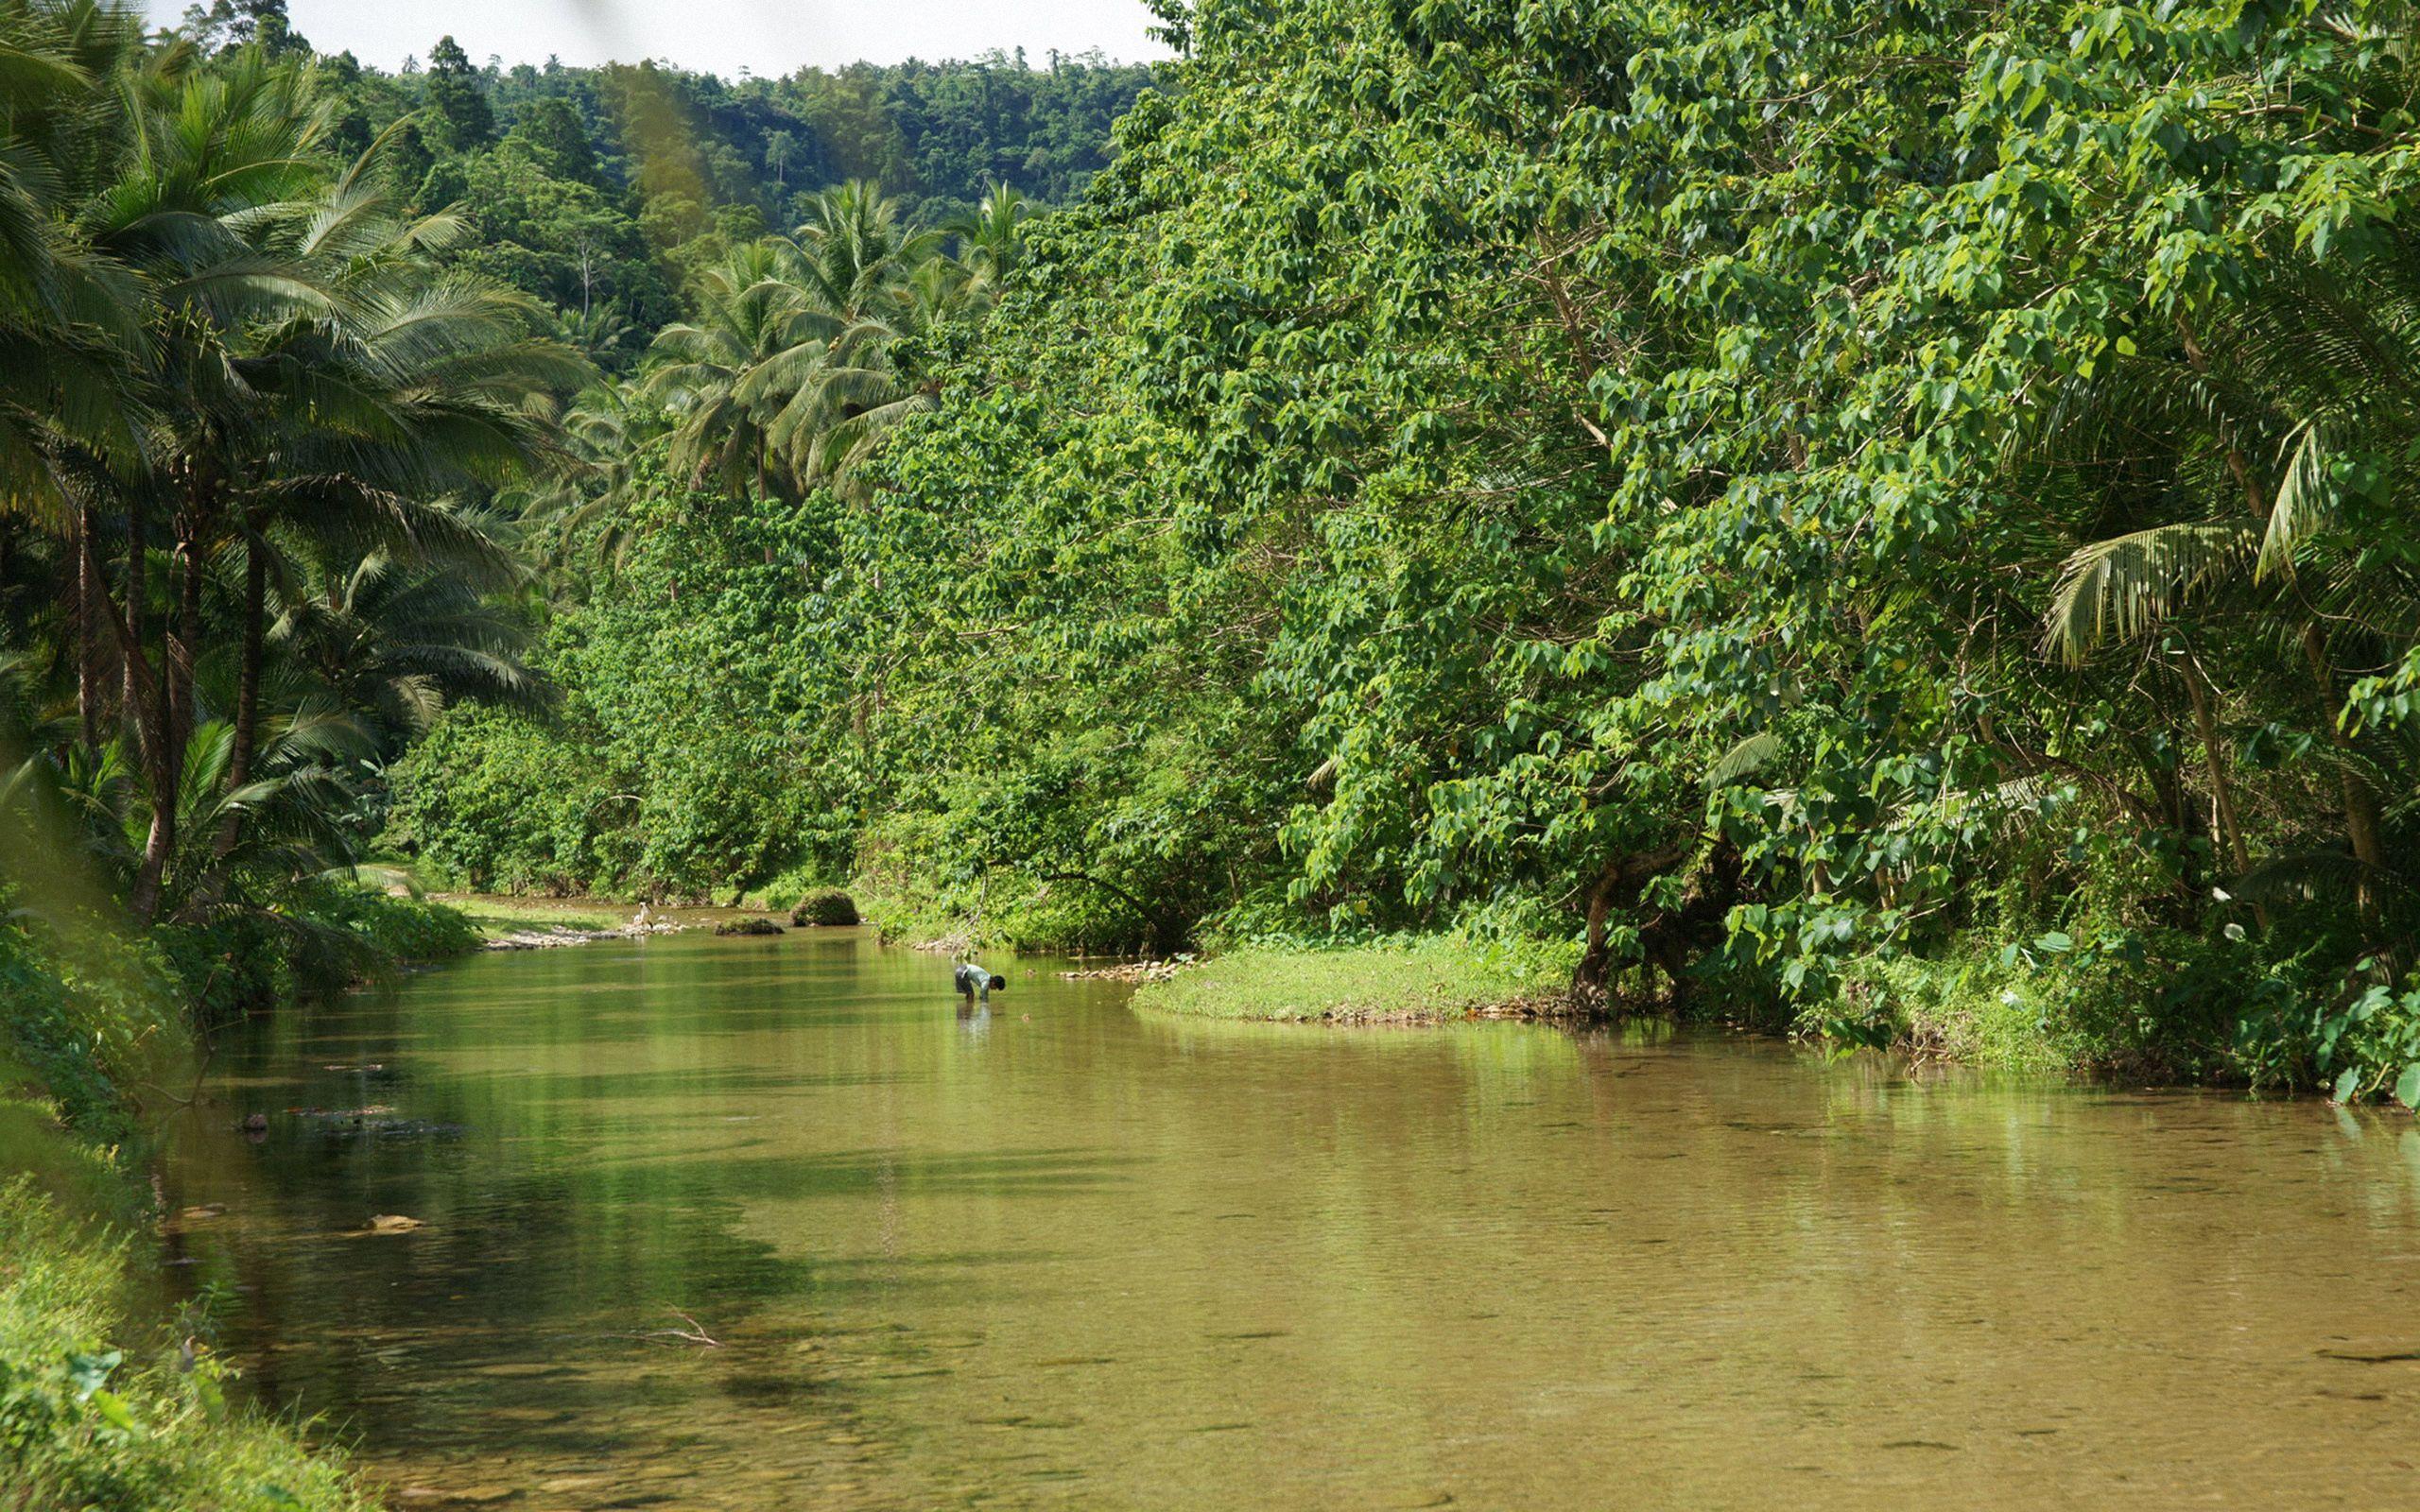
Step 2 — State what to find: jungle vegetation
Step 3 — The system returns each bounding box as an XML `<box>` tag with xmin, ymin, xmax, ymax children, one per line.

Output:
<box><xmin>13</xmin><ymin>0</ymin><xmax>2420</xmax><ymax>1144</ymax></box>
<box><xmin>14</xmin><ymin>0</ymin><xmax>2420</xmax><ymax>1500</ymax></box>
<box><xmin>384</xmin><ymin>0</ymin><xmax>2420</xmax><ymax>1100</ymax></box>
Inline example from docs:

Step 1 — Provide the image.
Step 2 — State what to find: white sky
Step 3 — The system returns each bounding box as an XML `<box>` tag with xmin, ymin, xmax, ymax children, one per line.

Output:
<box><xmin>143</xmin><ymin>0</ymin><xmax>1173</xmax><ymax>76</ymax></box>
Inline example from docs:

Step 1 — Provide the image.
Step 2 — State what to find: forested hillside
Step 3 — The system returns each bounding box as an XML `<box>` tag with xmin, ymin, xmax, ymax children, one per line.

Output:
<box><xmin>181</xmin><ymin>0</ymin><xmax>1155</xmax><ymax>365</ymax></box>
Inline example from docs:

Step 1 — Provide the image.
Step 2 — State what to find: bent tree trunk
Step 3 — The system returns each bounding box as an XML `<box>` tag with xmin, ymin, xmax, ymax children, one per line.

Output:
<box><xmin>1571</xmin><ymin>842</ymin><xmax>1685</xmax><ymax>1013</ymax></box>
<box><xmin>2297</xmin><ymin>624</ymin><xmax>2387</xmax><ymax>885</ymax></box>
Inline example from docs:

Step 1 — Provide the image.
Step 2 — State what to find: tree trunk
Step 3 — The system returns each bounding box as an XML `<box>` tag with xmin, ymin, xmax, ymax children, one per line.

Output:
<box><xmin>1573</xmin><ymin>863</ymin><xmax>1622</xmax><ymax>1013</ymax></box>
<box><xmin>216</xmin><ymin>533</ymin><xmax>268</xmax><ymax>857</ymax></box>
<box><xmin>90</xmin><ymin>511</ymin><xmax>178</xmax><ymax>924</ymax></box>
<box><xmin>76</xmin><ymin>497</ymin><xmax>104</xmax><ymax>748</ymax></box>
<box><xmin>2182</xmin><ymin>655</ymin><xmax>2250</xmax><ymax>882</ymax></box>
<box><xmin>170</xmin><ymin>505</ymin><xmax>204</xmax><ymax>748</ymax></box>
<box><xmin>1571</xmin><ymin>842</ymin><xmax>1685</xmax><ymax>1012</ymax></box>
<box><xmin>123</xmin><ymin>492</ymin><xmax>146</xmax><ymax>733</ymax></box>
<box><xmin>2297</xmin><ymin>624</ymin><xmax>2386</xmax><ymax>900</ymax></box>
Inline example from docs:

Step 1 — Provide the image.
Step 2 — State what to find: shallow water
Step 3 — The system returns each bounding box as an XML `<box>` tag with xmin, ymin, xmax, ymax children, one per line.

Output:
<box><xmin>164</xmin><ymin>927</ymin><xmax>2420</xmax><ymax>1509</ymax></box>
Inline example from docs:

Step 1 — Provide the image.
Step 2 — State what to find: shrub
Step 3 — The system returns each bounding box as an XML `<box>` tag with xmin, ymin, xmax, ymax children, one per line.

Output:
<box><xmin>713</xmin><ymin>917</ymin><xmax>785</xmax><ymax>936</ymax></box>
<box><xmin>0</xmin><ymin>909</ymin><xmax>179</xmax><ymax>1142</ymax></box>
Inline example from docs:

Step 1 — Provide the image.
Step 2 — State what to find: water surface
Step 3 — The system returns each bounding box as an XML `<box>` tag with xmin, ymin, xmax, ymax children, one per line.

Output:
<box><xmin>167</xmin><ymin>928</ymin><xmax>2420</xmax><ymax>1508</ymax></box>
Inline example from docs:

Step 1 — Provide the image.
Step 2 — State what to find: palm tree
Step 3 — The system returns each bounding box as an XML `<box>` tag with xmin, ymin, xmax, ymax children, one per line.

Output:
<box><xmin>270</xmin><ymin>541</ymin><xmax>551</xmax><ymax>751</ymax></box>
<box><xmin>2035</xmin><ymin>241</ymin><xmax>2420</xmax><ymax>906</ymax></box>
<box><xmin>215</xmin><ymin>143</ymin><xmax>584</xmax><ymax>803</ymax></box>
<box><xmin>755</xmin><ymin>182</ymin><xmax>969</xmax><ymax>491</ymax></box>
<box><xmin>60</xmin><ymin>39</ymin><xmax>341</xmax><ymax>920</ymax></box>
<box><xmin>790</xmin><ymin>180</ymin><xmax>942</xmax><ymax>325</ymax></box>
<box><xmin>942</xmin><ymin>181</ymin><xmax>1029</xmax><ymax>297</ymax></box>
<box><xmin>0</xmin><ymin>31</ymin><xmax>584</xmax><ymax>921</ymax></box>
<box><xmin>639</xmin><ymin>239</ymin><xmax>821</xmax><ymax>498</ymax></box>
<box><xmin>764</xmin><ymin>251</ymin><xmax>971</xmax><ymax>491</ymax></box>
<box><xmin>0</xmin><ymin>2</ymin><xmax>151</xmax><ymax>747</ymax></box>
<box><xmin>632</xmin><ymin>181</ymin><xmax>1020</xmax><ymax>504</ymax></box>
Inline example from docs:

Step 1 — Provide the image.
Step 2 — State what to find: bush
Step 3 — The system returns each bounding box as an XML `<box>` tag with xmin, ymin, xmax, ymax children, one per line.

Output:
<box><xmin>0</xmin><ymin>909</ymin><xmax>180</xmax><ymax>1143</ymax></box>
<box><xmin>789</xmin><ymin>887</ymin><xmax>860</xmax><ymax>926</ymax></box>
<box><xmin>149</xmin><ymin>883</ymin><xmax>481</xmax><ymax>1020</ymax></box>
<box><xmin>310</xmin><ymin>886</ymin><xmax>482</xmax><ymax>963</ymax></box>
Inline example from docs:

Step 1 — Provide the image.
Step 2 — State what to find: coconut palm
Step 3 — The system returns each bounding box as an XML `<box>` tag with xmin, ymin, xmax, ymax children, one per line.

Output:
<box><xmin>0</xmin><ymin>2</ymin><xmax>152</xmax><ymax>751</ymax></box>
<box><xmin>0</xmin><ymin>27</ymin><xmax>584</xmax><ymax>920</ymax></box>
<box><xmin>55</xmin><ymin>41</ymin><xmax>351</xmax><ymax>919</ymax></box>
<box><xmin>756</xmin><ymin>182</ymin><xmax>974</xmax><ymax>490</ymax></box>
<box><xmin>942</xmin><ymin>181</ymin><xmax>1030</xmax><ymax>298</ymax></box>
<box><xmin>764</xmin><ymin>252</ymin><xmax>973</xmax><ymax>491</ymax></box>
<box><xmin>269</xmin><ymin>541</ymin><xmax>550</xmax><ymax>752</ymax></box>
<box><xmin>214</xmin><ymin>144</ymin><xmax>583</xmax><ymax>799</ymax></box>
<box><xmin>790</xmin><ymin>180</ymin><xmax>942</xmax><ymax>325</ymax></box>
<box><xmin>638</xmin><ymin>239</ymin><xmax>821</xmax><ymax>497</ymax></box>
<box><xmin>2034</xmin><ymin>238</ymin><xmax>2420</xmax><ymax>910</ymax></box>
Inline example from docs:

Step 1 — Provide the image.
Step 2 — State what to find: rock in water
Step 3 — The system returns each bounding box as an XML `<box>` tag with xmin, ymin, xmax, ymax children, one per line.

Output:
<box><xmin>790</xmin><ymin>888</ymin><xmax>861</xmax><ymax>926</ymax></box>
<box><xmin>713</xmin><ymin>917</ymin><xmax>785</xmax><ymax>936</ymax></box>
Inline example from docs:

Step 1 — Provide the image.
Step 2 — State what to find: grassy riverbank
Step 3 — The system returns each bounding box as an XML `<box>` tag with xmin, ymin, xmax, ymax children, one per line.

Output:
<box><xmin>1133</xmin><ymin>938</ymin><xmax>1582</xmax><ymax>1024</ymax></box>
<box><xmin>0</xmin><ymin>886</ymin><xmax>482</xmax><ymax>1510</ymax></box>
<box><xmin>1129</xmin><ymin>931</ymin><xmax>2230</xmax><ymax>1085</ymax></box>
<box><xmin>0</xmin><ymin>1176</ymin><xmax>376</xmax><ymax>1512</ymax></box>
<box><xmin>436</xmin><ymin>893</ymin><xmax>624</xmax><ymax>940</ymax></box>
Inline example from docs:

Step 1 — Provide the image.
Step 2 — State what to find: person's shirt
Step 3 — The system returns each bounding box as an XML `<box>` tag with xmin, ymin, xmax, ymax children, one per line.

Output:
<box><xmin>955</xmin><ymin>962</ymin><xmax>992</xmax><ymax>1004</ymax></box>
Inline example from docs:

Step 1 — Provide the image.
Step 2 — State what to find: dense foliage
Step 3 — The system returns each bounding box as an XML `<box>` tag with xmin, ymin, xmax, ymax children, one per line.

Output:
<box><xmin>20</xmin><ymin>0</ymin><xmax>2420</xmax><ymax>1095</ymax></box>
<box><xmin>0</xmin><ymin>0</ymin><xmax>1138</xmax><ymax>993</ymax></box>
<box><xmin>0</xmin><ymin>5</ymin><xmax>1147</xmax><ymax>1503</ymax></box>
<box><xmin>389</xmin><ymin>0</ymin><xmax>2420</xmax><ymax>1096</ymax></box>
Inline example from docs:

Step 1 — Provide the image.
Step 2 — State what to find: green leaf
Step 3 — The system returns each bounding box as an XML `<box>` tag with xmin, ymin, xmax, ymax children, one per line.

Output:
<box><xmin>87</xmin><ymin>1388</ymin><xmax>135</xmax><ymax>1433</ymax></box>
<box><xmin>66</xmin><ymin>1349</ymin><xmax>122</xmax><ymax>1399</ymax></box>
<box><xmin>2333</xmin><ymin>1066</ymin><xmax>2361</xmax><ymax>1104</ymax></box>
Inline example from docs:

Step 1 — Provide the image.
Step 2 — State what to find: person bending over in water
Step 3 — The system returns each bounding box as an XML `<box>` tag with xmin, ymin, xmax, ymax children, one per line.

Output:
<box><xmin>954</xmin><ymin>961</ymin><xmax>1007</xmax><ymax>1006</ymax></box>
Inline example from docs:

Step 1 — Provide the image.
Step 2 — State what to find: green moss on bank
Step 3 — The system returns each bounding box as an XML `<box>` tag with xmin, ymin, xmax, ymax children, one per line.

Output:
<box><xmin>1133</xmin><ymin>938</ymin><xmax>1582</xmax><ymax>1023</ymax></box>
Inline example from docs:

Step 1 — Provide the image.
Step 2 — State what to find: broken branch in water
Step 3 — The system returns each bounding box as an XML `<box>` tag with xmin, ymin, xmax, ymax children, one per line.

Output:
<box><xmin>627</xmin><ymin>1311</ymin><xmax>720</xmax><ymax>1347</ymax></box>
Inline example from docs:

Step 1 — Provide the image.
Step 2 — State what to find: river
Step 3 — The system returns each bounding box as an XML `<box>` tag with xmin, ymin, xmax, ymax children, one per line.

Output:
<box><xmin>162</xmin><ymin>925</ymin><xmax>2420</xmax><ymax>1509</ymax></box>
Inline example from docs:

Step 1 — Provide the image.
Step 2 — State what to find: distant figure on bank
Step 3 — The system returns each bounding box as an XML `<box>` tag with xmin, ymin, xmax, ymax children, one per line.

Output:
<box><xmin>954</xmin><ymin>960</ymin><xmax>1007</xmax><ymax>1006</ymax></box>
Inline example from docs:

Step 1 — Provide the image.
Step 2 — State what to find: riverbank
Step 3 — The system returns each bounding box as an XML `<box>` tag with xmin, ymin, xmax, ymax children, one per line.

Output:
<box><xmin>1132</xmin><ymin>938</ymin><xmax>1582</xmax><ymax>1024</ymax></box>
<box><xmin>0</xmin><ymin>1176</ymin><xmax>376</xmax><ymax>1511</ymax></box>
<box><xmin>0</xmin><ymin>885</ymin><xmax>493</xmax><ymax>1510</ymax></box>
<box><xmin>434</xmin><ymin>892</ymin><xmax>867</xmax><ymax>949</ymax></box>
<box><xmin>1121</xmin><ymin>934</ymin><xmax>2256</xmax><ymax>1090</ymax></box>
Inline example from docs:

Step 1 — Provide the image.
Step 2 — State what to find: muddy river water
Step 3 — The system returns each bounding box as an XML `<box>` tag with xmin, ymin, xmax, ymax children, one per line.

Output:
<box><xmin>164</xmin><ymin>925</ymin><xmax>2420</xmax><ymax>1508</ymax></box>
